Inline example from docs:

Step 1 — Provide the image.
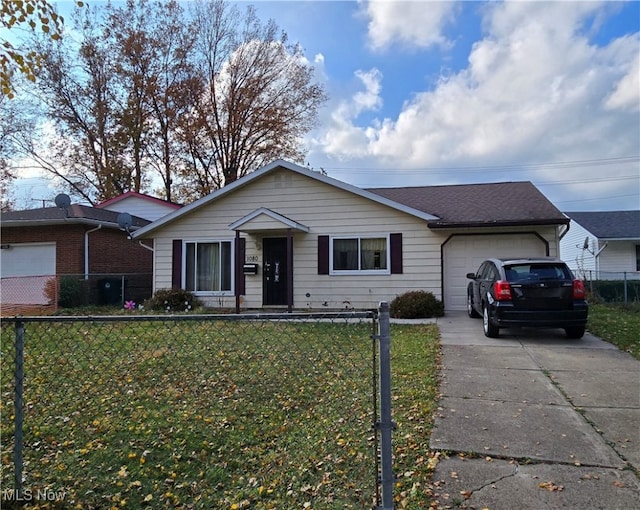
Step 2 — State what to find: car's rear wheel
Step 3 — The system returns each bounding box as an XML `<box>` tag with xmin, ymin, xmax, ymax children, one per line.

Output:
<box><xmin>483</xmin><ymin>304</ymin><xmax>499</xmax><ymax>338</ymax></box>
<box><xmin>467</xmin><ymin>291</ymin><xmax>480</xmax><ymax>318</ymax></box>
<box><xmin>564</xmin><ymin>325</ymin><xmax>585</xmax><ymax>339</ymax></box>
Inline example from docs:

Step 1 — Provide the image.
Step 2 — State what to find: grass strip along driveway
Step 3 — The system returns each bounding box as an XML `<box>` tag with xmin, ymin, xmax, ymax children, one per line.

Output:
<box><xmin>587</xmin><ymin>303</ymin><xmax>640</xmax><ymax>360</ymax></box>
<box><xmin>1</xmin><ymin>318</ymin><xmax>439</xmax><ymax>509</ymax></box>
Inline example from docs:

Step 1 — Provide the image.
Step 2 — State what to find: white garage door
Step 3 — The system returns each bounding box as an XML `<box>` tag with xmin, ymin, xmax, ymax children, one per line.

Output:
<box><xmin>443</xmin><ymin>234</ymin><xmax>547</xmax><ymax>310</ymax></box>
<box><xmin>1</xmin><ymin>243</ymin><xmax>57</xmax><ymax>306</ymax></box>
<box><xmin>1</xmin><ymin>243</ymin><xmax>56</xmax><ymax>277</ymax></box>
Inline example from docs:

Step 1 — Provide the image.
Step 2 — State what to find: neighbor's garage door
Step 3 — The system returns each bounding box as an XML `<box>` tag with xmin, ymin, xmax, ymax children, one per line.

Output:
<box><xmin>1</xmin><ymin>243</ymin><xmax>57</xmax><ymax>305</ymax></box>
<box><xmin>1</xmin><ymin>242</ymin><xmax>56</xmax><ymax>277</ymax></box>
<box><xmin>443</xmin><ymin>234</ymin><xmax>547</xmax><ymax>310</ymax></box>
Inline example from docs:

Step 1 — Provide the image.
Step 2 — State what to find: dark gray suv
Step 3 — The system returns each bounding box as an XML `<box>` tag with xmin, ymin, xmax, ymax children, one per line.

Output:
<box><xmin>466</xmin><ymin>257</ymin><xmax>588</xmax><ymax>338</ymax></box>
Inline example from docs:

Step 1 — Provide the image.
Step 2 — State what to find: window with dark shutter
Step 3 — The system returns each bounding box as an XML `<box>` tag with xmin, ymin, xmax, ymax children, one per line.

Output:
<box><xmin>236</xmin><ymin>237</ymin><xmax>246</xmax><ymax>295</ymax></box>
<box><xmin>318</xmin><ymin>235</ymin><xmax>329</xmax><ymax>274</ymax></box>
<box><xmin>390</xmin><ymin>233</ymin><xmax>402</xmax><ymax>274</ymax></box>
<box><xmin>171</xmin><ymin>240</ymin><xmax>182</xmax><ymax>288</ymax></box>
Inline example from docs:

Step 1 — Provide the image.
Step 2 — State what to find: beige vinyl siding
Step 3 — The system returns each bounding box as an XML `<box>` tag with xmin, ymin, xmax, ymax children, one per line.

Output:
<box><xmin>147</xmin><ymin>168</ymin><xmax>563</xmax><ymax>310</ymax></box>
<box><xmin>150</xmin><ymin>169</ymin><xmax>442</xmax><ymax>309</ymax></box>
<box><xmin>240</xmin><ymin>214</ymin><xmax>300</xmax><ymax>231</ymax></box>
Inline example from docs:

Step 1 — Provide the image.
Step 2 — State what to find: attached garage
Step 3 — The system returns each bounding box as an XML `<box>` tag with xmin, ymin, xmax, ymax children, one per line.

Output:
<box><xmin>442</xmin><ymin>233</ymin><xmax>548</xmax><ymax>310</ymax></box>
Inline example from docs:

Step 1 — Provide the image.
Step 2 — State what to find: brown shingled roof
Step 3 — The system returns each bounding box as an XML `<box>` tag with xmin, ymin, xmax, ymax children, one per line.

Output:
<box><xmin>1</xmin><ymin>204</ymin><xmax>150</xmax><ymax>229</ymax></box>
<box><xmin>367</xmin><ymin>181</ymin><xmax>568</xmax><ymax>228</ymax></box>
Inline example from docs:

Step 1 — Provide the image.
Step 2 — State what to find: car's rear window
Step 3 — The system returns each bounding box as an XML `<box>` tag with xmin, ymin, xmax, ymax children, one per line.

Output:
<box><xmin>504</xmin><ymin>263</ymin><xmax>572</xmax><ymax>282</ymax></box>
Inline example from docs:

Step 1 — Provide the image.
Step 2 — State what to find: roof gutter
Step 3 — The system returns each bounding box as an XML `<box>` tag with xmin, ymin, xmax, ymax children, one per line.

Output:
<box><xmin>1</xmin><ymin>218</ymin><xmax>126</xmax><ymax>229</ymax></box>
<box><xmin>427</xmin><ymin>218</ymin><xmax>571</xmax><ymax>229</ymax></box>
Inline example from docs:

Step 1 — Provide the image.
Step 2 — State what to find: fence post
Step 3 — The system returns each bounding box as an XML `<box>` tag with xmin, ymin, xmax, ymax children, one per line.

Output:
<box><xmin>623</xmin><ymin>272</ymin><xmax>628</xmax><ymax>304</ymax></box>
<box><xmin>377</xmin><ymin>302</ymin><xmax>394</xmax><ymax>510</ymax></box>
<box><xmin>14</xmin><ymin>320</ymin><xmax>25</xmax><ymax>497</ymax></box>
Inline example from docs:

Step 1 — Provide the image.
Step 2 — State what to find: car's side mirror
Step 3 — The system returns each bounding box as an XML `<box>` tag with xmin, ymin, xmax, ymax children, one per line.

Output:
<box><xmin>466</xmin><ymin>272</ymin><xmax>476</xmax><ymax>280</ymax></box>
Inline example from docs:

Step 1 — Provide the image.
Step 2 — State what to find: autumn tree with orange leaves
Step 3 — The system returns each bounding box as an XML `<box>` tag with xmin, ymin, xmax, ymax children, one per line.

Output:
<box><xmin>12</xmin><ymin>0</ymin><xmax>326</xmax><ymax>205</ymax></box>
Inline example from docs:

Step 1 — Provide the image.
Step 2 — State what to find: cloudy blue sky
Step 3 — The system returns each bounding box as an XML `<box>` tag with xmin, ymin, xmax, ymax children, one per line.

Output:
<box><xmin>14</xmin><ymin>0</ymin><xmax>640</xmax><ymax>211</ymax></box>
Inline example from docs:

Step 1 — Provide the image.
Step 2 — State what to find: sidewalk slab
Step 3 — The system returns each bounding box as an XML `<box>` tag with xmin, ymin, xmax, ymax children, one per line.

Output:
<box><xmin>440</xmin><ymin>344</ymin><xmax>541</xmax><ymax>370</ymax></box>
<box><xmin>430</xmin><ymin>397</ymin><xmax>625</xmax><ymax>468</ymax></box>
<box><xmin>548</xmin><ymin>369</ymin><xmax>640</xmax><ymax>407</ymax></box>
<box><xmin>431</xmin><ymin>456</ymin><xmax>640</xmax><ymax>510</ymax></box>
<box><xmin>583</xmin><ymin>407</ymin><xmax>640</xmax><ymax>468</ymax></box>
<box><xmin>529</xmin><ymin>347</ymin><xmax>640</xmax><ymax>371</ymax></box>
<box><xmin>440</xmin><ymin>367</ymin><xmax>566</xmax><ymax>404</ymax></box>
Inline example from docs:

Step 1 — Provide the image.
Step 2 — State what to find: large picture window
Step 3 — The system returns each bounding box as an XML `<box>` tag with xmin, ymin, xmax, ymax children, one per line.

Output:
<box><xmin>185</xmin><ymin>241</ymin><xmax>233</xmax><ymax>293</ymax></box>
<box><xmin>331</xmin><ymin>236</ymin><xmax>389</xmax><ymax>274</ymax></box>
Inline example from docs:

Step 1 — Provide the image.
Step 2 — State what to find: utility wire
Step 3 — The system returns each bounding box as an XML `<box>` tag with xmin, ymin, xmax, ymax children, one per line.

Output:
<box><xmin>322</xmin><ymin>156</ymin><xmax>640</xmax><ymax>175</ymax></box>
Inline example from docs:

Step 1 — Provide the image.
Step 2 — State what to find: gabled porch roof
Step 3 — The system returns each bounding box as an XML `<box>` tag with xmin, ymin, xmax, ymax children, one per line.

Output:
<box><xmin>228</xmin><ymin>207</ymin><xmax>310</xmax><ymax>233</ymax></box>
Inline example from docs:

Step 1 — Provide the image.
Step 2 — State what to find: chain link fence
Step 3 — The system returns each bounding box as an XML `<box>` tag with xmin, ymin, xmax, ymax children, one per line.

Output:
<box><xmin>0</xmin><ymin>274</ymin><xmax>152</xmax><ymax>316</ymax></box>
<box><xmin>1</xmin><ymin>307</ymin><xmax>398</xmax><ymax>509</ymax></box>
<box><xmin>582</xmin><ymin>270</ymin><xmax>640</xmax><ymax>304</ymax></box>
<box><xmin>0</xmin><ymin>276</ymin><xmax>58</xmax><ymax>316</ymax></box>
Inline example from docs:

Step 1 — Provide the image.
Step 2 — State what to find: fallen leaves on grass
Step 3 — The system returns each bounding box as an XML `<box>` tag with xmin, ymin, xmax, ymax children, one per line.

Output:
<box><xmin>1</xmin><ymin>320</ymin><xmax>440</xmax><ymax>509</ymax></box>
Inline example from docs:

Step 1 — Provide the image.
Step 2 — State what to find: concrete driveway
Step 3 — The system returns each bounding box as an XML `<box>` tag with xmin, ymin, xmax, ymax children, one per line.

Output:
<box><xmin>429</xmin><ymin>311</ymin><xmax>640</xmax><ymax>509</ymax></box>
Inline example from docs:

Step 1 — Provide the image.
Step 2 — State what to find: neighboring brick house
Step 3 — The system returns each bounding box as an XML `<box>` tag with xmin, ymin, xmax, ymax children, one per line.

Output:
<box><xmin>1</xmin><ymin>203</ymin><xmax>153</xmax><ymax>309</ymax></box>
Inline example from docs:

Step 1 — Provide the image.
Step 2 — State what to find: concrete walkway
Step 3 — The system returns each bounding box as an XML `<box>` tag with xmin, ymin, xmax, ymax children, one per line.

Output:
<box><xmin>429</xmin><ymin>311</ymin><xmax>640</xmax><ymax>509</ymax></box>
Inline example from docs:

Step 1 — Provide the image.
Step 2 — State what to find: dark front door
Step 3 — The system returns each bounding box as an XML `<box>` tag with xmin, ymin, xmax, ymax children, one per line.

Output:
<box><xmin>263</xmin><ymin>237</ymin><xmax>288</xmax><ymax>306</ymax></box>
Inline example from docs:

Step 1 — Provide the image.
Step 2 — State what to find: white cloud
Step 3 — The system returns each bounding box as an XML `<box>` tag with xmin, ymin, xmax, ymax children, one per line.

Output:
<box><xmin>604</xmin><ymin>50</ymin><xmax>640</xmax><ymax>111</ymax></box>
<box><xmin>352</xmin><ymin>69</ymin><xmax>383</xmax><ymax>112</ymax></box>
<box><xmin>318</xmin><ymin>1</ymin><xmax>640</xmax><ymax>172</ymax></box>
<box><xmin>315</xmin><ymin>69</ymin><xmax>384</xmax><ymax>158</ymax></box>
<box><xmin>364</xmin><ymin>0</ymin><xmax>457</xmax><ymax>50</ymax></box>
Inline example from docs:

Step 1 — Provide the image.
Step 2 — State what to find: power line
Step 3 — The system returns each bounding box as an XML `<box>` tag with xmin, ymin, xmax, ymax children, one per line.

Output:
<box><xmin>322</xmin><ymin>155</ymin><xmax>640</xmax><ymax>175</ymax></box>
<box><xmin>535</xmin><ymin>175</ymin><xmax>639</xmax><ymax>186</ymax></box>
<box><xmin>553</xmin><ymin>193</ymin><xmax>640</xmax><ymax>205</ymax></box>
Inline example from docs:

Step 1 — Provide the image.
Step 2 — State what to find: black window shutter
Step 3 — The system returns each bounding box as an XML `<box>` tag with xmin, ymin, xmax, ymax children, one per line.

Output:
<box><xmin>318</xmin><ymin>235</ymin><xmax>329</xmax><ymax>275</ymax></box>
<box><xmin>236</xmin><ymin>237</ymin><xmax>246</xmax><ymax>295</ymax></box>
<box><xmin>172</xmin><ymin>240</ymin><xmax>182</xmax><ymax>288</ymax></box>
<box><xmin>390</xmin><ymin>233</ymin><xmax>403</xmax><ymax>274</ymax></box>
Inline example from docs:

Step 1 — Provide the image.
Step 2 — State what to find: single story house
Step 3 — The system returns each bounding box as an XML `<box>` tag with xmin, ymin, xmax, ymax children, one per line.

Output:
<box><xmin>560</xmin><ymin>210</ymin><xmax>640</xmax><ymax>279</ymax></box>
<box><xmin>132</xmin><ymin>160</ymin><xmax>570</xmax><ymax>312</ymax></box>
<box><xmin>1</xmin><ymin>203</ymin><xmax>153</xmax><ymax>309</ymax></box>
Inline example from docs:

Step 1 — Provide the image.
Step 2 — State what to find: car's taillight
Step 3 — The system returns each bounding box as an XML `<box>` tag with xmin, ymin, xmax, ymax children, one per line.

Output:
<box><xmin>493</xmin><ymin>280</ymin><xmax>512</xmax><ymax>301</ymax></box>
<box><xmin>572</xmin><ymin>279</ymin><xmax>585</xmax><ymax>299</ymax></box>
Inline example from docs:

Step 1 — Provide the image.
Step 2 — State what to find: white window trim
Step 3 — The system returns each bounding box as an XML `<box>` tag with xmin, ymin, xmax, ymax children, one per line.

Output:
<box><xmin>183</xmin><ymin>239</ymin><xmax>235</xmax><ymax>296</ymax></box>
<box><xmin>329</xmin><ymin>234</ymin><xmax>391</xmax><ymax>275</ymax></box>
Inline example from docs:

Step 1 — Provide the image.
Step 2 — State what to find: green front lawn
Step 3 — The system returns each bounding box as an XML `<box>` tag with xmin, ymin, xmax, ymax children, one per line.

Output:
<box><xmin>1</xmin><ymin>319</ymin><xmax>440</xmax><ymax>509</ymax></box>
<box><xmin>587</xmin><ymin>303</ymin><xmax>640</xmax><ymax>360</ymax></box>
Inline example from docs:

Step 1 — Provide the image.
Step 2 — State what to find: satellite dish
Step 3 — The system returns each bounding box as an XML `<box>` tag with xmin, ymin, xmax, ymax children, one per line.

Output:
<box><xmin>117</xmin><ymin>212</ymin><xmax>133</xmax><ymax>231</ymax></box>
<box><xmin>582</xmin><ymin>237</ymin><xmax>589</xmax><ymax>250</ymax></box>
<box><xmin>54</xmin><ymin>193</ymin><xmax>71</xmax><ymax>209</ymax></box>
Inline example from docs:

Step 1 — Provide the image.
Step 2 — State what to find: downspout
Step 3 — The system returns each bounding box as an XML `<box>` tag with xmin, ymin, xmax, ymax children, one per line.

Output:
<box><xmin>594</xmin><ymin>242</ymin><xmax>609</xmax><ymax>278</ymax></box>
<box><xmin>85</xmin><ymin>225</ymin><xmax>102</xmax><ymax>280</ymax></box>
